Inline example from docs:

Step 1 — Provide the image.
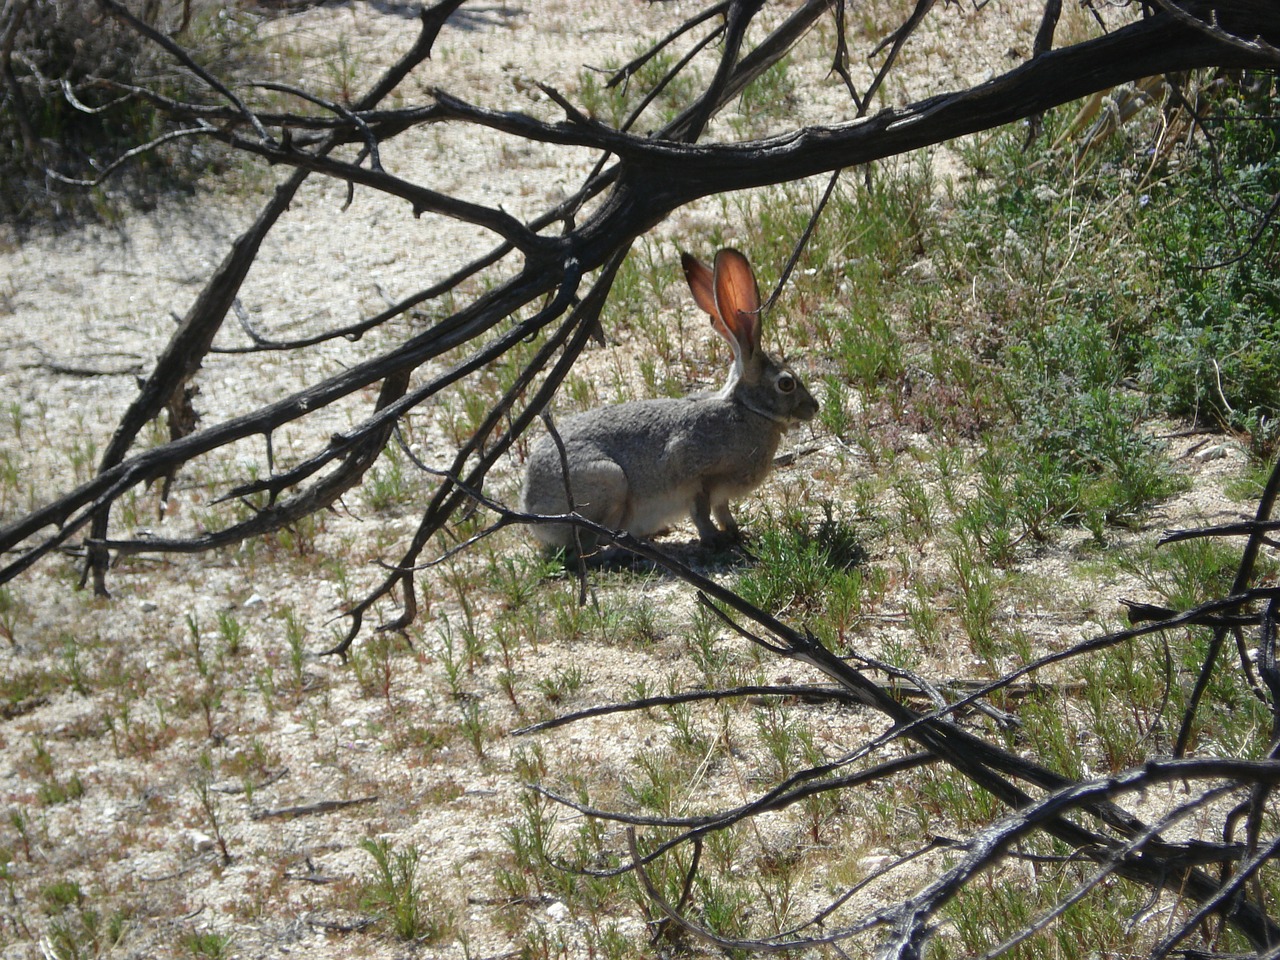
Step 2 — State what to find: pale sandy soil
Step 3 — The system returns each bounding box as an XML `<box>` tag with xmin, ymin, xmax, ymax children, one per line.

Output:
<box><xmin>0</xmin><ymin>2</ymin><xmax>1258</xmax><ymax>959</ymax></box>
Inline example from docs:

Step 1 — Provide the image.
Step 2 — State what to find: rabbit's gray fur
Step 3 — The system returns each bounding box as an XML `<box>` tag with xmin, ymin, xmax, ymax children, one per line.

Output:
<box><xmin>520</xmin><ymin>249</ymin><xmax>817</xmax><ymax>555</ymax></box>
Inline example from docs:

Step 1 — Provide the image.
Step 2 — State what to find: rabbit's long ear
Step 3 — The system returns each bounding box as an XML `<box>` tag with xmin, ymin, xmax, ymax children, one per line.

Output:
<box><xmin>683</xmin><ymin>252</ymin><xmax>741</xmax><ymax>362</ymax></box>
<box><xmin>682</xmin><ymin>253</ymin><xmax>717</xmax><ymax>319</ymax></box>
<box><xmin>712</xmin><ymin>249</ymin><xmax>761</xmax><ymax>357</ymax></box>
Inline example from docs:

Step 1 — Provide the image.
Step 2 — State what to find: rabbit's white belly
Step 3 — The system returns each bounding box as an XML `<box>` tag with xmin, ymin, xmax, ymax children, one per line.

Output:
<box><xmin>625</xmin><ymin>485</ymin><xmax>700</xmax><ymax>538</ymax></box>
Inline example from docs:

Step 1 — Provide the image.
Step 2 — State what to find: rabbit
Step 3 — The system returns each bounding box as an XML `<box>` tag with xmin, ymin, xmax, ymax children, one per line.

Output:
<box><xmin>520</xmin><ymin>247</ymin><xmax>818</xmax><ymax>557</ymax></box>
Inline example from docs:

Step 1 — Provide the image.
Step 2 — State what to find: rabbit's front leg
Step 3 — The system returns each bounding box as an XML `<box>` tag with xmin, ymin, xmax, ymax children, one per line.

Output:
<box><xmin>713</xmin><ymin>502</ymin><xmax>740</xmax><ymax>542</ymax></box>
<box><xmin>692</xmin><ymin>490</ymin><xmax>737</xmax><ymax>548</ymax></box>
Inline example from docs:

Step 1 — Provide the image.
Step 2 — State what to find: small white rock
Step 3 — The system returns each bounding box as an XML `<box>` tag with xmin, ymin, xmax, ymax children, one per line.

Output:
<box><xmin>186</xmin><ymin>830</ymin><xmax>216</xmax><ymax>853</ymax></box>
<box><xmin>546</xmin><ymin>901</ymin><xmax>569</xmax><ymax>922</ymax></box>
<box><xmin>1194</xmin><ymin>444</ymin><xmax>1229</xmax><ymax>462</ymax></box>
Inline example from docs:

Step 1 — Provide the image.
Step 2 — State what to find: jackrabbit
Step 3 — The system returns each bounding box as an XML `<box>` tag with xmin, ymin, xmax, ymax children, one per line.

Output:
<box><xmin>520</xmin><ymin>248</ymin><xmax>818</xmax><ymax>555</ymax></box>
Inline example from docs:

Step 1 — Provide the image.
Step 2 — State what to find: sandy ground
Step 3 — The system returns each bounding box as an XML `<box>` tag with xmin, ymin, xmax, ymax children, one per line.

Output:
<box><xmin>0</xmin><ymin>1</ymin><xmax>1258</xmax><ymax>958</ymax></box>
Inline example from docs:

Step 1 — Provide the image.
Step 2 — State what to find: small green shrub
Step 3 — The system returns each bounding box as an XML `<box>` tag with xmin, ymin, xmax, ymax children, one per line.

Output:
<box><xmin>731</xmin><ymin>53</ymin><xmax>798</xmax><ymax>138</ymax></box>
<box><xmin>573</xmin><ymin>43</ymin><xmax>699</xmax><ymax>131</ymax></box>
<box><xmin>182</xmin><ymin>930</ymin><xmax>233</xmax><ymax>959</ymax></box>
<box><xmin>1009</xmin><ymin>363</ymin><xmax>1187</xmax><ymax>534</ymax></box>
<box><xmin>358</xmin><ymin>837</ymin><xmax>455</xmax><ymax>943</ymax></box>
<box><xmin>43</xmin><ymin>901</ymin><xmax>132</xmax><ymax>960</ymax></box>
<box><xmin>366</xmin><ymin>445</ymin><xmax>412</xmax><ymax>511</ymax></box>
<box><xmin>40</xmin><ymin>878</ymin><xmax>83</xmax><ymax>912</ymax></box>
<box><xmin>736</xmin><ymin>504</ymin><xmax>867</xmax><ymax>615</ymax></box>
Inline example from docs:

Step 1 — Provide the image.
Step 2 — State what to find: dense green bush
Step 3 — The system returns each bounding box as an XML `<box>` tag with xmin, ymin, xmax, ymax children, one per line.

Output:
<box><xmin>938</xmin><ymin>71</ymin><xmax>1280</xmax><ymax>469</ymax></box>
<box><xmin>1137</xmin><ymin>77</ymin><xmax>1280</xmax><ymax>455</ymax></box>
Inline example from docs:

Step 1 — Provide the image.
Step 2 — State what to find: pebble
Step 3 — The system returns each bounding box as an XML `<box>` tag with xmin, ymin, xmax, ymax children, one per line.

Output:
<box><xmin>1194</xmin><ymin>444</ymin><xmax>1229</xmax><ymax>462</ymax></box>
<box><xmin>546</xmin><ymin>901</ymin><xmax>569</xmax><ymax>922</ymax></box>
<box><xmin>186</xmin><ymin>829</ymin><xmax>216</xmax><ymax>853</ymax></box>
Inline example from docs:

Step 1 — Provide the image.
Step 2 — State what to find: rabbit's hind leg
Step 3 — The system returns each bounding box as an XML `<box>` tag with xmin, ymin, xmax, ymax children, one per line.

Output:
<box><xmin>550</xmin><ymin>459</ymin><xmax>633</xmax><ymax>568</ymax></box>
<box><xmin>565</xmin><ymin>458</ymin><xmax>632</xmax><ymax>540</ymax></box>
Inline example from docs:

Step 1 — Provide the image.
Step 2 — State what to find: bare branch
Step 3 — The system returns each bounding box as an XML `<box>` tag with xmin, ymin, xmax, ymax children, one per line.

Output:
<box><xmin>1150</xmin><ymin>0</ymin><xmax>1280</xmax><ymax>63</ymax></box>
<box><xmin>93</xmin><ymin>0</ymin><xmax>273</xmax><ymax>142</ymax></box>
<box><xmin>42</xmin><ymin>125</ymin><xmax>211</xmax><ymax>187</ymax></box>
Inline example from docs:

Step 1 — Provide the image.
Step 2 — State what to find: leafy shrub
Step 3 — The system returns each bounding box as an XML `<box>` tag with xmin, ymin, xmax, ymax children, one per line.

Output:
<box><xmin>0</xmin><ymin>0</ymin><xmax>260</xmax><ymax>227</ymax></box>
<box><xmin>358</xmin><ymin>837</ymin><xmax>455</xmax><ymax>942</ymax></box>
<box><xmin>919</xmin><ymin>73</ymin><xmax>1277</xmax><ymax>552</ymax></box>
<box><xmin>1137</xmin><ymin>76</ymin><xmax>1280</xmax><ymax>455</ymax></box>
<box><xmin>1007</xmin><ymin>312</ymin><xmax>1187</xmax><ymax>534</ymax></box>
<box><xmin>736</xmin><ymin>504</ymin><xmax>867</xmax><ymax>614</ymax></box>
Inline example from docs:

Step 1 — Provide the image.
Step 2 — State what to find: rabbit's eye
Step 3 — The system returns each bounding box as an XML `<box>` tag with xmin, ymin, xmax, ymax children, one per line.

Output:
<box><xmin>777</xmin><ymin>374</ymin><xmax>796</xmax><ymax>394</ymax></box>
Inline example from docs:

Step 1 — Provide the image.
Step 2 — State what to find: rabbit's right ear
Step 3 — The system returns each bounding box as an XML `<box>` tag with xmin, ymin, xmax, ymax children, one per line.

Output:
<box><xmin>712</xmin><ymin>249</ymin><xmax>762</xmax><ymax>357</ymax></box>
<box><xmin>683</xmin><ymin>252</ymin><xmax>741</xmax><ymax>363</ymax></box>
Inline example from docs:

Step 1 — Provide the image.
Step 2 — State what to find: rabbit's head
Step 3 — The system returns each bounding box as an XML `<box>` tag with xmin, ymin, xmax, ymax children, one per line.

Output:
<box><xmin>681</xmin><ymin>248</ymin><xmax>818</xmax><ymax>425</ymax></box>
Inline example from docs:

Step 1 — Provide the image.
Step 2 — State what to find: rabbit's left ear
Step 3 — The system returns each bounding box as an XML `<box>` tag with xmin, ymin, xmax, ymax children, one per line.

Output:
<box><xmin>712</xmin><ymin>249</ymin><xmax>761</xmax><ymax>356</ymax></box>
<box><xmin>683</xmin><ymin>252</ymin><xmax>742</xmax><ymax>365</ymax></box>
<box><xmin>682</xmin><ymin>253</ymin><xmax>717</xmax><ymax>319</ymax></box>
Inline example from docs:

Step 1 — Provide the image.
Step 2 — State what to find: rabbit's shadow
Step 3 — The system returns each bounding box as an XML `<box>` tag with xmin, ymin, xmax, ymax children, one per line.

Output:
<box><xmin>545</xmin><ymin>538</ymin><xmax>754</xmax><ymax>580</ymax></box>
